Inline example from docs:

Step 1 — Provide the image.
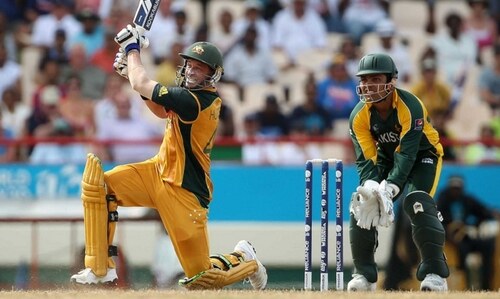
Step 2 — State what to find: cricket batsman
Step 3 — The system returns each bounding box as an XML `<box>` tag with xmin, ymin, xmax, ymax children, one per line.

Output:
<box><xmin>347</xmin><ymin>53</ymin><xmax>449</xmax><ymax>291</ymax></box>
<box><xmin>70</xmin><ymin>24</ymin><xmax>267</xmax><ymax>290</ymax></box>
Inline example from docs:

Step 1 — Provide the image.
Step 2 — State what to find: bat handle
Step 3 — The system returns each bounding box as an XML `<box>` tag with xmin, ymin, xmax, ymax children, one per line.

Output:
<box><xmin>136</xmin><ymin>26</ymin><xmax>145</xmax><ymax>36</ymax></box>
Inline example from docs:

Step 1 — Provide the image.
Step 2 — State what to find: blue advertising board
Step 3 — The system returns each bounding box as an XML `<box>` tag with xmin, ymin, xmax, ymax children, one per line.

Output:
<box><xmin>0</xmin><ymin>163</ymin><xmax>499</xmax><ymax>221</ymax></box>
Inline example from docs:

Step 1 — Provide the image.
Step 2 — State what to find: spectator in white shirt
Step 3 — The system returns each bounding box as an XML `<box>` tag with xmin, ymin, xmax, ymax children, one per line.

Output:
<box><xmin>144</xmin><ymin>0</ymin><xmax>177</xmax><ymax>64</ymax></box>
<box><xmin>94</xmin><ymin>75</ymin><xmax>142</xmax><ymax>132</ymax></box>
<box><xmin>271</xmin><ymin>0</ymin><xmax>327</xmax><ymax>66</ymax></box>
<box><xmin>94</xmin><ymin>92</ymin><xmax>163</xmax><ymax>163</ymax></box>
<box><xmin>223</xmin><ymin>25</ymin><xmax>278</xmax><ymax>87</ymax></box>
<box><xmin>30</xmin><ymin>0</ymin><xmax>82</xmax><ymax>49</ymax></box>
<box><xmin>431</xmin><ymin>12</ymin><xmax>477</xmax><ymax>106</ymax></box>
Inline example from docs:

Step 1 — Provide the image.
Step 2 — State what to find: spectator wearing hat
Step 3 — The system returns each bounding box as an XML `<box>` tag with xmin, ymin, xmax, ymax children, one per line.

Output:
<box><xmin>233</xmin><ymin>0</ymin><xmax>272</xmax><ymax>51</ymax></box>
<box><xmin>478</xmin><ymin>43</ymin><xmax>500</xmax><ymax>114</ymax></box>
<box><xmin>30</xmin><ymin>0</ymin><xmax>82</xmax><ymax>49</ymax></box>
<box><xmin>368</xmin><ymin>18</ymin><xmax>413</xmax><ymax>84</ymax></box>
<box><xmin>316</xmin><ymin>53</ymin><xmax>358</xmax><ymax>124</ymax></box>
<box><xmin>69</xmin><ymin>8</ymin><xmax>105</xmax><ymax>59</ymax></box>
<box><xmin>411</xmin><ymin>49</ymin><xmax>453</xmax><ymax>120</ymax></box>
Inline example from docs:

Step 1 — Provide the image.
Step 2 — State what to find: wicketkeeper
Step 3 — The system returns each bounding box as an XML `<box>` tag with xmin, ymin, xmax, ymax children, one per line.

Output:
<box><xmin>347</xmin><ymin>53</ymin><xmax>449</xmax><ymax>292</ymax></box>
<box><xmin>70</xmin><ymin>24</ymin><xmax>267</xmax><ymax>290</ymax></box>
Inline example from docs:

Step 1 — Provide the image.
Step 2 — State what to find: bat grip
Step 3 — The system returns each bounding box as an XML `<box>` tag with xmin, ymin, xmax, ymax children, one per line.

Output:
<box><xmin>135</xmin><ymin>26</ymin><xmax>145</xmax><ymax>36</ymax></box>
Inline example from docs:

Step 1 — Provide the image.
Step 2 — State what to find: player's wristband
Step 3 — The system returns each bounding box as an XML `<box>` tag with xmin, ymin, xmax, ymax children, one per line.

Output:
<box><xmin>125</xmin><ymin>43</ymin><xmax>140</xmax><ymax>55</ymax></box>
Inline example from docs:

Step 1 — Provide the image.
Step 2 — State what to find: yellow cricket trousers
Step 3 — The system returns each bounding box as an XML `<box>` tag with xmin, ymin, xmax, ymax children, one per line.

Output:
<box><xmin>104</xmin><ymin>159</ymin><xmax>211</xmax><ymax>277</ymax></box>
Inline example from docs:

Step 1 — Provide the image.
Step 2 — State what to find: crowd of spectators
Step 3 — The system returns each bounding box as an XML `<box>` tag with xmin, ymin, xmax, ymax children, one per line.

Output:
<box><xmin>0</xmin><ymin>0</ymin><xmax>499</xmax><ymax>165</ymax></box>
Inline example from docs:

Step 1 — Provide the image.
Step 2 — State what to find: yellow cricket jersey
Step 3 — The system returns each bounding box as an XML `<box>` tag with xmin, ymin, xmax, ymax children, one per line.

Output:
<box><xmin>349</xmin><ymin>88</ymin><xmax>444</xmax><ymax>188</ymax></box>
<box><xmin>150</xmin><ymin>84</ymin><xmax>221</xmax><ymax>208</ymax></box>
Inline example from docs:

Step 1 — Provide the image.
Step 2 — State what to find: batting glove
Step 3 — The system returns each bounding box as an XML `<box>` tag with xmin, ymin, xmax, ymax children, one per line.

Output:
<box><xmin>113</xmin><ymin>48</ymin><xmax>128</xmax><ymax>79</ymax></box>
<box><xmin>114</xmin><ymin>24</ymin><xmax>150</xmax><ymax>54</ymax></box>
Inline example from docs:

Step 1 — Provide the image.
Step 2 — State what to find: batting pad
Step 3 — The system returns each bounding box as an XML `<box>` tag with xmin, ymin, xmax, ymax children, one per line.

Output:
<box><xmin>82</xmin><ymin>154</ymin><xmax>115</xmax><ymax>277</ymax></box>
<box><xmin>179</xmin><ymin>260</ymin><xmax>258</xmax><ymax>290</ymax></box>
<box><xmin>210</xmin><ymin>253</ymin><xmax>244</xmax><ymax>270</ymax></box>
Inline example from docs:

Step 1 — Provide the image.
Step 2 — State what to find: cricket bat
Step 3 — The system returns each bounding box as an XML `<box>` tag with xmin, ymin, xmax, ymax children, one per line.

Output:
<box><xmin>133</xmin><ymin>0</ymin><xmax>162</xmax><ymax>47</ymax></box>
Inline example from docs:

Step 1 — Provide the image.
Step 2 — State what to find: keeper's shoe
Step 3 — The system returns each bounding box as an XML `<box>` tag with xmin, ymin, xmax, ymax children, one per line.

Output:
<box><xmin>347</xmin><ymin>274</ymin><xmax>376</xmax><ymax>292</ymax></box>
<box><xmin>70</xmin><ymin>268</ymin><xmax>118</xmax><ymax>285</ymax></box>
<box><xmin>233</xmin><ymin>240</ymin><xmax>268</xmax><ymax>290</ymax></box>
<box><xmin>420</xmin><ymin>274</ymin><xmax>448</xmax><ymax>292</ymax></box>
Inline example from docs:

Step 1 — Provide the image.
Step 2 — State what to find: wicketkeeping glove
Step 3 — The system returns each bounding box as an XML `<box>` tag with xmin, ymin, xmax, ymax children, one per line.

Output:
<box><xmin>375</xmin><ymin>180</ymin><xmax>399</xmax><ymax>228</ymax></box>
<box><xmin>351</xmin><ymin>180</ymin><xmax>380</xmax><ymax>230</ymax></box>
<box><xmin>113</xmin><ymin>48</ymin><xmax>128</xmax><ymax>79</ymax></box>
<box><xmin>114</xmin><ymin>24</ymin><xmax>150</xmax><ymax>54</ymax></box>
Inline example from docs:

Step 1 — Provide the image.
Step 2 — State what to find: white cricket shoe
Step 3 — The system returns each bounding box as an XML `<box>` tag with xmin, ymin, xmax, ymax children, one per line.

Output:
<box><xmin>420</xmin><ymin>274</ymin><xmax>448</xmax><ymax>291</ymax></box>
<box><xmin>347</xmin><ymin>274</ymin><xmax>376</xmax><ymax>292</ymax></box>
<box><xmin>234</xmin><ymin>240</ymin><xmax>268</xmax><ymax>290</ymax></box>
<box><xmin>70</xmin><ymin>268</ymin><xmax>118</xmax><ymax>285</ymax></box>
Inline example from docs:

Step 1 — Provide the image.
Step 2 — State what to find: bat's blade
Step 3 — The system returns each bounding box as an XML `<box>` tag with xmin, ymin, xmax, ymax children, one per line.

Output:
<box><xmin>133</xmin><ymin>0</ymin><xmax>161</xmax><ymax>31</ymax></box>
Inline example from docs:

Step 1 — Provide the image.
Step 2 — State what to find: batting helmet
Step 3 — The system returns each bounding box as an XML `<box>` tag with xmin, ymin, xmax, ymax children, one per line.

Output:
<box><xmin>180</xmin><ymin>42</ymin><xmax>224</xmax><ymax>74</ymax></box>
<box><xmin>355</xmin><ymin>53</ymin><xmax>398</xmax><ymax>103</ymax></box>
<box><xmin>356</xmin><ymin>53</ymin><xmax>398</xmax><ymax>79</ymax></box>
<box><xmin>177</xmin><ymin>42</ymin><xmax>224</xmax><ymax>89</ymax></box>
